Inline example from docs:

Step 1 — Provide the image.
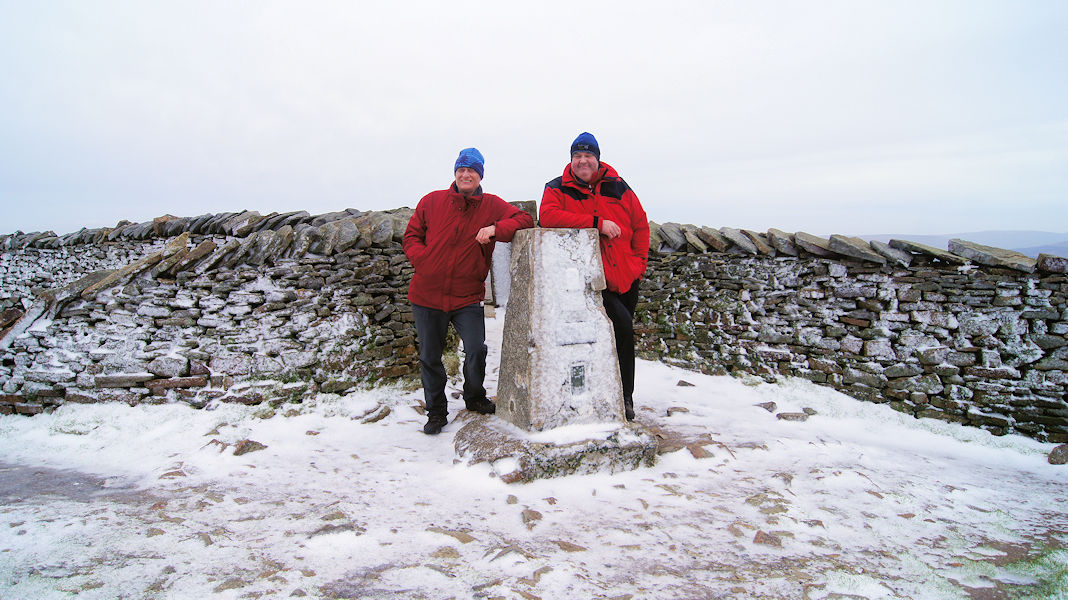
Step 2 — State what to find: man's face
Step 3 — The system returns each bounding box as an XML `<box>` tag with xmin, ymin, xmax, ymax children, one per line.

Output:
<box><xmin>454</xmin><ymin>167</ymin><xmax>481</xmax><ymax>195</ymax></box>
<box><xmin>571</xmin><ymin>151</ymin><xmax>599</xmax><ymax>183</ymax></box>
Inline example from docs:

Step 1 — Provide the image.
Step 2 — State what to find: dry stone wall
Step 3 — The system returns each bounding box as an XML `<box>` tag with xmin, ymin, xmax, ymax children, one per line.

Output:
<box><xmin>1</xmin><ymin>209</ymin><xmax>420</xmax><ymax>415</ymax></box>
<box><xmin>637</xmin><ymin>223</ymin><xmax>1068</xmax><ymax>443</ymax></box>
<box><xmin>2</xmin><ymin>210</ymin><xmax>1066</xmax><ymax>443</ymax></box>
<box><xmin>0</xmin><ymin>239</ymin><xmax>167</xmax><ymax>313</ymax></box>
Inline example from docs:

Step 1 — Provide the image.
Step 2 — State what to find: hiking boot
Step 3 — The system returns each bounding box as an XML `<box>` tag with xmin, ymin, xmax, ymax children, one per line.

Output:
<box><xmin>465</xmin><ymin>397</ymin><xmax>496</xmax><ymax>415</ymax></box>
<box><xmin>423</xmin><ymin>415</ymin><xmax>447</xmax><ymax>435</ymax></box>
<box><xmin>624</xmin><ymin>398</ymin><xmax>635</xmax><ymax>422</ymax></box>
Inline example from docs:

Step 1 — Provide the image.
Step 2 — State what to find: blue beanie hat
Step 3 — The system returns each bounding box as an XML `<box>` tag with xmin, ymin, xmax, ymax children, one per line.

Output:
<box><xmin>454</xmin><ymin>147</ymin><xmax>485</xmax><ymax>179</ymax></box>
<box><xmin>570</xmin><ymin>132</ymin><xmax>600</xmax><ymax>161</ymax></box>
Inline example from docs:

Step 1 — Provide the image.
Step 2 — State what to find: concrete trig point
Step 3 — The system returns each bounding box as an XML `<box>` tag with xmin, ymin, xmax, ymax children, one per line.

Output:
<box><xmin>455</xmin><ymin>228</ymin><xmax>658</xmax><ymax>483</ymax></box>
<box><xmin>497</xmin><ymin>228</ymin><xmax>625</xmax><ymax>428</ymax></box>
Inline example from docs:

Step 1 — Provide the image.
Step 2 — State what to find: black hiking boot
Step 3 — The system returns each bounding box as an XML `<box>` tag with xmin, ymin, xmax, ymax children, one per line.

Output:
<box><xmin>423</xmin><ymin>415</ymin><xmax>447</xmax><ymax>435</ymax></box>
<box><xmin>624</xmin><ymin>398</ymin><xmax>635</xmax><ymax>422</ymax></box>
<box><xmin>465</xmin><ymin>397</ymin><xmax>496</xmax><ymax>415</ymax></box>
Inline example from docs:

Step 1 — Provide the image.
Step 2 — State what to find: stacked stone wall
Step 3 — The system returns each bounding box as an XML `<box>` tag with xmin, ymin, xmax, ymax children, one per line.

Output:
<box><xmin>0</xmin><ymin>240</ymin><xmax>166</xmax><ymax>312</ymax></box>
<box><xmin>2</xmin><ymin>211</ymin><xmax>1066</xmax><ymax>443</ymax></box>
<box><xmin>636</xmin><ymin>250</ymin><xmax>1068</xmax><ymax>442</ymax></box>
<box><xmin>1</xmin><ymin>212</ymin><xmax>419</xmax><ymax>416</ymax></box>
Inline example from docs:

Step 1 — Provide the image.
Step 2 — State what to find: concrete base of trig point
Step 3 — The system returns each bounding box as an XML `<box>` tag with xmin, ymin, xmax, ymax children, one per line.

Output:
<box><xmin>455</xmin><ymin>417</ymin><xmax>658</xmax><ymax>484</ymax></box>
<box><xmin>455</xmin><ymin>228</ymin><xmax>657</xmax><ymax>483</ymax></box>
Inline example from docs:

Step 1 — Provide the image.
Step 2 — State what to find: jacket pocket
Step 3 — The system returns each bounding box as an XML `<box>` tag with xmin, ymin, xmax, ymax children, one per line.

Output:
<box><xmin>450</xmin><ymin>244</ymin><xmax>491</xmax><ymax>297</ymax></box>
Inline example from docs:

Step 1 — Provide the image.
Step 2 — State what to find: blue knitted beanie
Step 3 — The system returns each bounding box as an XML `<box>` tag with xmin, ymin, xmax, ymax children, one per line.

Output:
<box><xmin>570</xmin><ymin>132</ymin><xmax>600</xmax><ymax>161</ymax></box>
<box><xmin>454</xmin><ymin>147</ymin><xmax>485</xmax><ymax>179</ymax></box>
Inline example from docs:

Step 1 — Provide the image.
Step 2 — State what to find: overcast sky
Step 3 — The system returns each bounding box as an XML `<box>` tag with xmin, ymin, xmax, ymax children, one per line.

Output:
<box><xmin>2</xmin><ymin>1</ymin><xmax>1066</xmax><ymax>237</ymax></box>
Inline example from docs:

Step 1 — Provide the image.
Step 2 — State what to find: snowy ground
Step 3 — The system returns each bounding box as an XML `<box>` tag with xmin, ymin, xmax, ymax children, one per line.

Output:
<box><xmin>1</xmin><ymin>312</ymin><xmax>1066</xmax><ymax>600</ymax></box>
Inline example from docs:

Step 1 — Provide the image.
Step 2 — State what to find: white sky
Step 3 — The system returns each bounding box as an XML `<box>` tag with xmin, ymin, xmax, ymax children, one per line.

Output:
<box><xmin>2</xmin><ymin>1</ymin><xmax>1067</xmax><ymax>236</ymax></box>
<box><xmin>1</xmin><ymin>313</ymin><xmax>1065</xmax><ymax>597</ymax></box>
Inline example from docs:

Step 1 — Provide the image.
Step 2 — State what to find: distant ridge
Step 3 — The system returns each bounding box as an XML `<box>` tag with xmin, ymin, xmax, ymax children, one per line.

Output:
<box><xmin>1013</xmin><ymin>241</ymin><xmax>1068</xmax><ymax>259</ymax></box>
<box><xmin>858</xmin><ymin>230</ymin><xmax>1068</xmax><ymax>259</ymax></box>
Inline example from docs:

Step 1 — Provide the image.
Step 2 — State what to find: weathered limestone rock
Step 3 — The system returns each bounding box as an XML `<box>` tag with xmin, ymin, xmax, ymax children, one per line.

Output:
<box><xmin>1050</xmin><ymin>444</ymin><xmax>1068</xmax><ymax>465</ymax></box>
<box><xmin>1</xmin><ymin>270</ymin><xmax>116</xmax><ymax>350</ymax></box>
<box><xmin>742</xmin><ymin>230</ymin><xmax>775</xmax><ymax>255</ymax></box>
<box><xmin>696</xmin><ymin>227</ymin><xmax>731</xmax><ymax>252</ymax></box>
<box><xmin>127</xmin><ymin>222</ymin><xmax>156</xmax><ymax>239</ymax></box>
<box><xmin>185</xmin><ymin>213</ymin><xmax>213</xmax><ymax>234</ymax></box>
<box><xmin>648</xmin><ymin>222</ymin><xmax>664</xmax><ymax>252</ymax></box>
<box><xmin>193</xmin><ymin>239</ymin><xmax>238</xmax><ymax>273</ymax></box>
<box><xmin>314</xmin><ymin>221</ymin><xmax>350</xmax><ymax>255</ymax></box>
<box><xmin>162</xmin><ymin>232</ymin><xmax>190</xmax><ymax>258</ymax></box>
<box><xmin>151</xmin><ymin>247</ymin><xmax>190</xmax><ymax>278</ymax></box>
<box><xmin>148</xmin><ymin>355</ymin><xmax>190</xmax><ymax>378</ymax></box>
<box><xmin>386</xmin><ymin>210</ymin><xmax>412</xmax><ymax>243</ymax></box>
<box><xmin>95</xmin><ymin>373</ymin><xmax>155</xmax><ymax>388</ymax></box>
<box><xmin>288</xmin><ymin>225</ymin><xmax>317</xmax><ymax>258</ymax></box>
<box><xmin>0</xmin><ymin>308</ymin><xmax>22</xmax><ymax>329</ymax></box>
<box><xmin>159</xmin><ymin>218</ymin><xmax>191</xmax><ymax>238</ymax></box>
<box><xmin>328</xmin><ymin>221</ymin><xmax>360</xmax><ymax>254</ymax></box>
<box><xmin>255</xmin><ymin>210</ymin><xmax>304</xmax><ymax>232</ymax></box>
<box><xmin>25</xmin><ymin>370</ymin><xmax>76</xmax><ymax>384</ymax></box>
<box><xmin>81</xmin><ymin>253</ymin><xmax>163</xmax><ymax>298</ymax></box>
<box><xmin>145</xmin><ymin>376</ymin><xmax>208</xmax><ymax>395</ymax></box>
<box><xmin>889</xmin><ymin>239</ymin><xmax>967</xmax><ymax>264</ymax></box>
<box><xmin>885</xmin><ymin>363</ymin><xmax>924</xmax><ymax>378</ymax></box>
<box><xmin>719</xmin><ymin>227</ymin><xmax>757</xmax><ymax>255</ymax></box>
<box><xmin>204</xmin><ymin>212</ymin><xmax>238</xmax><ymax>234</ymax></box>
<box><xmin>1036</xmin><ymin>253</ymin><xmax>1068</xmax><ymax>274</ymax></box>
<box><xmin>829</xmin><ymin>235</ymin><xmax>886</xmax><ymax>265</ymax></box>
<box><xmin>949</xmin><ymin>239</ymin><xmax>1036</xmax><ymax>273</ymax></box>
<box><xmin>354</xmin><ymin>212</ymin><xmax>395</xmax><ymax>247</ymax></box>
<box><xmin>455</xmin><ymin>417</ymin><xmax>657</xmax><ymax>483</ymax></box>
<box><xmin>508</xmin><ymin>201</ymin><xmax>537</xmax><ymax>222</ymax></box>
<box><xmin>170</xmin><ymin>238</ymin><xmax>218</xmax><ymax>273</ymax></box>
<box><xmin>497</xmin><ymin>228</ymin><xmax>624</xmax><ymax>429</ymax></box>
<box><xmin>766</xmin><ymin>229</ymin><xmax>799</xmax><ymax>256</ymax></box>
<box><xmin>870</xmin><ymin>240</ymin><xmax>912</xmax><ymax>267</ymax></box>
<box><xmin>309</xmin><ymin>210</ymin><xmax>355</xmax><ymax>227</ymax></box>
<box><xmin>793</xmin><ymin>232</ymin><xmax>835</xmax><ymax>257</ymax></box>
<box><xmin>658</xmin><ymin>223</ymin><xmax>687</xmax><ymax>251</ymax></box>
<box><xmin>105</xmin><ymin>222</ymin><xmax>131</xmax><ymax>241</ymax></box>
<box><xmin>238</xmin><ymin>227</ymin><xmax>292</xmax><ymax>265</ymax></box>
<box><xmin>233</xmin><ymin>439</ymin><xmax>267</xmax><ymax>456</ymax></box>
<box><xmin>226</xmin><ymin>211</ymin><xmax>264</xmax><ymax>237</ymax></box>
<box><xmin>683</xmin><ymin>229</ymin><xmax>708</xmax><ymax>253</ymax></box>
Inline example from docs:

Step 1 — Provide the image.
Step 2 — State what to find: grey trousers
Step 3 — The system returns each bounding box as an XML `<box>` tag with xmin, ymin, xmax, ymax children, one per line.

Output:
<box><xmin>412</xmin><ymin>302</ymin><xmax>488</xmax><ymax>419</ymax></box>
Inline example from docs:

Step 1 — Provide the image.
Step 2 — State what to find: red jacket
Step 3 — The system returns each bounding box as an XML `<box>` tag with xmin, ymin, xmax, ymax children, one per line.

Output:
<box><xmin>539</xmin><ymin>162</ymin><xmax>649</xmax><ymax>294</ymax></box>
<box><xmin>404</xmin><ymin>184</ymin><xmax>534</xmax><ymax>311</ymax></box>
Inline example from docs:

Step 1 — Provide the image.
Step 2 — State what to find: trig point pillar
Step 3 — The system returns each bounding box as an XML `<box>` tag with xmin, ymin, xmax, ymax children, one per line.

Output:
<box><xmin>497</xmin><ymin>228</ymin><xmax>625</xmax><ymax>430</ymax></box>
<box><xmin>454</xmin><ymin>228</ymin><xmax>657</xmax><ymax>484</ymax></box>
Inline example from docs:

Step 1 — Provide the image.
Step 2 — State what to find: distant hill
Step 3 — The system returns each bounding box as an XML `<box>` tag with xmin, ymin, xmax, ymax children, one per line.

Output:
<box><xmin>1011</xmin><ymin>241</ymin><xmax>1068</xmax><ymax>259</ymax></box>
<box><xmin>858</xmin><ymin>231</ymin><xmax>1068</xmax><ymax>258</ymax></box>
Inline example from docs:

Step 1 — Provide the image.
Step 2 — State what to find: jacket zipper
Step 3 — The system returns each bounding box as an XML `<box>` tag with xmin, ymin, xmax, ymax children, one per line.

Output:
<box><xmin>573</xmin><ymin>179</ymin><xmax>619</xmax><ymax>276</ymax></box>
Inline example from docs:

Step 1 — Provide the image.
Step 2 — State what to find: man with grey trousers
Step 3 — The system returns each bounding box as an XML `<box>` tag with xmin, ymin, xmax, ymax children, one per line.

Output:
<box><xmin>403</xmin><ymin>148</ymin><xmax>534</xmax><ymax>434</ymax></box>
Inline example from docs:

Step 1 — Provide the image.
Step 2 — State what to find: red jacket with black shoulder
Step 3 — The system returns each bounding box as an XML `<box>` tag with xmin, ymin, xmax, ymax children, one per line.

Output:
<box><xmin>404</xmin><ymin>184</ymin><xmax>534</xmax><ymax>311</ymax></box>
<box><xmin>539</xmin><ymin>162</ymin><xmax>649</xmax><ymax>294</ymax></box>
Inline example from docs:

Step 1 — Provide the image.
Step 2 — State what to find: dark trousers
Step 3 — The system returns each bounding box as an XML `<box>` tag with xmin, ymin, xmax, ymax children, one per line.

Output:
<box><xmin>602</xmin><ymin>281</ymin><xmax>640</xmax><ymax>403</ymax></box>
<box><xmin>412</xmin><ymin>303</ymin><xmax>488</xmax><ymax>419</ymax></box>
